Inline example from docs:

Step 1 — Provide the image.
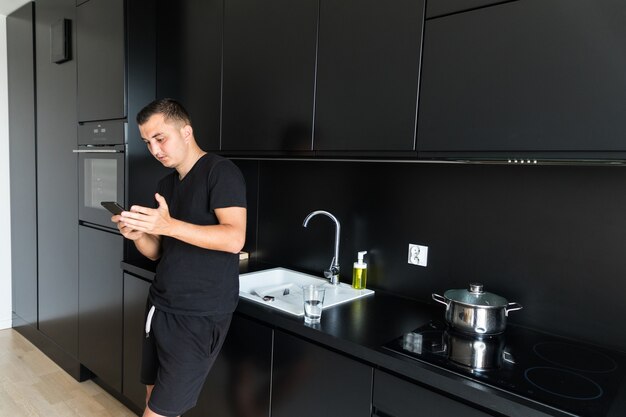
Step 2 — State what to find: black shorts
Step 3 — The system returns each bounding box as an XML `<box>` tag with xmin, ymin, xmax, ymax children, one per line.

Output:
<box><xmin>141</xmin><ymin>301</ymin><xmax>232</xmax><ymax>417</ymax></box>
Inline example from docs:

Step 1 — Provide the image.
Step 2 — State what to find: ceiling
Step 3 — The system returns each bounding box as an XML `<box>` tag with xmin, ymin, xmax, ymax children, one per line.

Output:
<box><xmin>0</xmin><ymin>0</ymin><xmax>30</xmax><ymax>16</ymax></box>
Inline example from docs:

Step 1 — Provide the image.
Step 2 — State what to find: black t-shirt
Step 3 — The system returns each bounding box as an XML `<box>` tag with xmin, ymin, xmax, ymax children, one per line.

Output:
<box><xmin>149</xmin><ymin>154</ymin><xmax>247</xmax><ymax>315</ymax></box>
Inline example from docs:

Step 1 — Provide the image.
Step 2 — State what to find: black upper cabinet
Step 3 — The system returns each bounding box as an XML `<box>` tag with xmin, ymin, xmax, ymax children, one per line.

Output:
<box><xmin>76</xmin><ymin>0</ymin><xmax>125</xmax><ymax>122</ymax></box>
<box><xmin>314</xmin><ymin>0</ymin><xmax>425</xmax><ymax>153</ymax></box>
<box><xmin>417</xmin><ymin>0</ymin><xmax>626</xmax><ymax>160</ymax></box>
<box><xmin>426</xmin><ymin>0</ymin><xmax>508</xmax><ymax>18</ymax></box>
<box><xmin>156</xmin><ymin>0</ymin><xmax>222</xmax><ymax>151</ymax></box>
<box><xmin>221</xmin><ymin>0</ymin><xmax>318</xmax><ymax>153</ymax></box>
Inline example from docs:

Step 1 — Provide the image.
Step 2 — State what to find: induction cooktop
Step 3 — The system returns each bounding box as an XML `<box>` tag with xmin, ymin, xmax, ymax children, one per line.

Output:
<box><xmin>382</xmin><ymin>321</ymin><xmax>626</xmax><ymax>417</ymax></box>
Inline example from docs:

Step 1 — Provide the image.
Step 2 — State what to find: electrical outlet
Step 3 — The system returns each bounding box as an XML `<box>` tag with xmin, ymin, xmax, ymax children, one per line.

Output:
<box><xmin>408</xmin><ymin>244</ymin><xmax>428</xmax><ymax>267</ymax></box>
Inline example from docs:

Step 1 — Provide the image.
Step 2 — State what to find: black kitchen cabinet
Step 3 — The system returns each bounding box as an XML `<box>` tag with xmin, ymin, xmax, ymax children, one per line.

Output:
<box><xmin>271</xmin><ymin>330</ymin><xmax>372</xmax><ymax>417</ymax></box>
<box><xmin>8</xmin><ymin>2</ymin><xmax>37</xmax><ymax>328</ymax></box>
<box><xmin>221</xmin><ymin>0</ymin><xmax>317</xmax><ymax>153</ymax></box>
<box><xmin>76</xmin><ymin>0</ymin><xmax>125</xmax><ymax>122</ymax></box>
<box><xmin>373</xmin><ymin>370</ymin><xmax>493</xmax><ymax>417</ymax></box>
<box><xmin>425</xmin><ymin>0</ymin><xmax>508</xmax><ymax>18</ymax></box>
<box><xmin>36</xmin><ymin>0</ymin><xmax>80</xmax><ymax>360</ymax></box>
<box><xmin>417</xmin><ymin>0</ymin><xmax>626</xmax><ymax>160</ymax></box>
<box><xmin>156</xmin><ymin>0</ymin><xmax>222</xmax><ymax>151</ymax></box>
<box><xmin>185</xmin><ymin>314</ymin><xmax>273</xmax><ymax>417</ymax></box>
<box><xmin>314</xmin><ymin>0</ymin><xmax>424</xmax><ymax>153</ymax></box>
<box><xmin>123</xmin><ymin>272</ymin><xmax>151</xmax><ymax>412</ymax></box>
<box><xmin>126</xmin><ymin>0</ymin><xmax>162</xmax><ymax>251</ymax></box>
<box><xmin>78</xmin><ymin>226</ymin><xmax>124</xmax><ymax>391</ymax></box>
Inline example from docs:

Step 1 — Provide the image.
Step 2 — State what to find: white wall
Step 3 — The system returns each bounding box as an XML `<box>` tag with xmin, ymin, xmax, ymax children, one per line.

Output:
<box><xmin>0</xmin><ymin>15</ymin><xmax>13</xmax><ymax>330</ymax></box>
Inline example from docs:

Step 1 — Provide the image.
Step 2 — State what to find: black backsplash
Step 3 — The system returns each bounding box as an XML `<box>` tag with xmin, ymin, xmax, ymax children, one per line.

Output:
<box><xmin>242</xmin><ymin>160</ymin><xmax>626</xmax><ymax>351</ymax></box>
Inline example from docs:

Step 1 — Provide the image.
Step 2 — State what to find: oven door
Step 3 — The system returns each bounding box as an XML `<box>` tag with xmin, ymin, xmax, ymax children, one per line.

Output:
<box><xmin>76</xmin><ymin>145</ymin><xmax>125</xmax><ymax>229</ymax></box>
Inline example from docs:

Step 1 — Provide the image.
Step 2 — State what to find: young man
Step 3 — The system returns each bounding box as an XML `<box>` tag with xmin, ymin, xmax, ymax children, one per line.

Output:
<box><xmin>112</xmin><ymin>98</ymin><xmax>247</xmax><ymax>417</ymax></box>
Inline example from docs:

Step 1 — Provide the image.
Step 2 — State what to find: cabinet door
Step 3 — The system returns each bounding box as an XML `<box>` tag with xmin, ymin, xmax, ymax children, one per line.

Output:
<box><xmin>426</xmin><ymin>0</ymin><xmax>507</xmax><ymax>18</ymax></box>
<box><xmin>221</xmin><ymin>0</ymin><xmax>317</xmax><ymax>152</ymax></box>
<box><xmin>314</xmin><ymin>0</ymin><xmax>424</xmax><ymax>152</ymax></box>
<box><xmin>78</xmin><ymin>226</ymin><xmax>124</xmax><ymax>391</ymax></box>
<box><xmin>37</xmin><ymin>0</ymin><xmax>79</xmax><ymax>358</ymax></box>
<box><xmin>8</xmin><ymin>2</ymin><xmax>37</xmax><ymax>327</ymax></box>
<box><xmin>185</xmin><ymin>314</ymin><xmax>273</xmax><ymax>417</ymax></box>
<box><xmin>156</xmin><ymin>0</ymin><xmax>222</xmax><ymax>151</ymax></box>
<box><xmin>373</xmin><ymin>370</ymin><xmax>493</xmax><ymax>417</ymax></box>
<box><xmin>76</xmin><ymin>0</ymin><xmax>125</xmax><ymax>122</ymax></box>
<box><xmin>123</xmin><ymin>273</ymin><xmax>151</xmax><ymax>412</ymax></box>
<box><xmin>417</xmin><ymin>0</ymin><xmax>626</xmax><ymax>159</ymax></box>
<box><xmin>272</xmin><ymin>331</ymin><xmax>372</xmax><ymax>417</ymax></box>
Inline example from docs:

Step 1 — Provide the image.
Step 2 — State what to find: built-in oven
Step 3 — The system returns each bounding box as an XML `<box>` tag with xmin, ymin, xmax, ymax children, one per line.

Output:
<box><xmin>75</xmin><ymin>120</ymin><xmax>126</xmax><ymax>229</ymax></box>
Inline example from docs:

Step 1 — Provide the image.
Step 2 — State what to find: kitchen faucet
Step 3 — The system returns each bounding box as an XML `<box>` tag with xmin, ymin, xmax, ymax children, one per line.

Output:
<box><xmin>303</xmin><ymin>210</ymin><xmax>341</xmax><ymax>285</ymax></box>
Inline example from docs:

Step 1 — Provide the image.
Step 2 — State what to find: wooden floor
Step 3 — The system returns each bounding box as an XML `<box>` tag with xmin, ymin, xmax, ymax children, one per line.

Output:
<box><xmin>0</xmin><ymin>328</ymin><xmax>138</xmax><ymax>417</ymax></box>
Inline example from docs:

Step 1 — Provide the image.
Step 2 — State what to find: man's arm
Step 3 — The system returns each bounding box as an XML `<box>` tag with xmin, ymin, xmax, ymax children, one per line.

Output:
<box><xmin>132</xmin><ymin>233</ymin><xmax>163</xmax><ymax>260</ymax></box>
<box><xmin>119</xmin><ymin>193</ymin><xmax>246</xmax><ymax>254</ymax></box>
<box><xmin>169</xmin><ymin>206</ymin><xmax>246</xmax><ymax>253</ymax></box>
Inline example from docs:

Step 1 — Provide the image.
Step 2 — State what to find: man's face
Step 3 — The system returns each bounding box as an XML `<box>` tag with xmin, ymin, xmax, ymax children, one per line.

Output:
<box><xmin>139</xmin><ymin>113</ymin><xmax>190</xmax><ymax>168</ymax></box>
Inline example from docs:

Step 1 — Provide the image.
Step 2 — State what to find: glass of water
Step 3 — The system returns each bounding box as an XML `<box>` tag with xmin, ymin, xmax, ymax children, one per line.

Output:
<box><xmin>302</xmin><ymin>284</ymin><xmax>326</xmax><ymax>324</ymax></box>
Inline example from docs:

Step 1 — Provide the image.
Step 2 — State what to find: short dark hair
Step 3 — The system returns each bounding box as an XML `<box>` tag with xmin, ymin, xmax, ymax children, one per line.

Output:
<box><xmin>136</xmin><ymin>98</ymin><xmax>192</xmax><ymax>127</ymax></box>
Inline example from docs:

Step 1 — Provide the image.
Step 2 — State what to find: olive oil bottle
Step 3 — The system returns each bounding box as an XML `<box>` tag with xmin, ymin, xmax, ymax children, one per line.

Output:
<box><xmin>352</xmin><ymin>251</ymin><xmax>368</xmax><ymax>290</ymax></box>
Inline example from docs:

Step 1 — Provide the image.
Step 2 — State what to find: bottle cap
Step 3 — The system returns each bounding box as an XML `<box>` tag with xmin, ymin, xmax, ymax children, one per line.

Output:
<box><xmin>355</xmin><ymin>251</ymin><xmax>367</xmax><ymax>267</ymax></box>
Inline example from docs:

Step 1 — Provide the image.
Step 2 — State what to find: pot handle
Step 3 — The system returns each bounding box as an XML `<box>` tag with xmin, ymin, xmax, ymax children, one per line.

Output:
<box><xmin>432</xmin><ymin>293</ymin><xmax>449</xmax><ymax>307</ymax></box>
<box><xmin>505</xmin><ymin>302</ymin><xmax>523</xmax><ymax>316</ymax></box>
<box><xmin>502</xmin><ymin>350</ymin><xmax>516</xmax><ymax>365</ymax></box>
<box><xmin>431</xmin><ymin>341</ymin><xmax>447</xmax><ymax>355</ymax></box>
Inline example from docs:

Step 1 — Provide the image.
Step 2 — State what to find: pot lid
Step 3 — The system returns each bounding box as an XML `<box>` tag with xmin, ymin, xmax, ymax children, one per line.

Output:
<box><xmin>444</xmin><ymin>283</ymin><xmax>508</xmax><ymax>307</ymax></box>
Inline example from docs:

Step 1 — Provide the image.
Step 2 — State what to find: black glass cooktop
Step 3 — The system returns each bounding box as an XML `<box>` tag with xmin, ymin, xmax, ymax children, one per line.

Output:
<box><xmin>382</xmin><ymin>321</ymin><xmax>626</xmax><ymax>417</ymax></box>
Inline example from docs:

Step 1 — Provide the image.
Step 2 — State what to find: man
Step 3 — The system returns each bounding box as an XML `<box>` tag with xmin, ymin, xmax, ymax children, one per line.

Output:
<box><xmin>112</xmin><ymin>98</ymin><xmax>247</xmax><ymax>417</ymax></box>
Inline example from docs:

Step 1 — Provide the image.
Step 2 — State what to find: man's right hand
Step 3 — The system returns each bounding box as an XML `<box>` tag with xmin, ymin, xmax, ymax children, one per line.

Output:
<box><xmin>112</xmin><ymin>213</ymin><xmax>162</xmax><ymax>261</ymax></box>
<box><xmin>112</xmin><ymin>214</ymin><xmax>144</xmax><ymax>240</ymax></box>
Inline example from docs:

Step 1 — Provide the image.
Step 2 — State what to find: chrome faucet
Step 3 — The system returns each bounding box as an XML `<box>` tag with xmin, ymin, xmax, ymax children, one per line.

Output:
<box><xmin>303</xmin><ymin>210</ymin><xmax>341</xmax><ymax>285</ymax></box>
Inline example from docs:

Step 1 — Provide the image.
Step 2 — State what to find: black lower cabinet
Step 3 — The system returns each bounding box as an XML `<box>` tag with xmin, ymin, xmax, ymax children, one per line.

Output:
<box><xmin>373</xmin><ymin>370</ymin><xmax>493</xmax><ymax>417</ymax></box>
<box><xmin>78</xmin><ymin>226</ymin><xmax>124</xmax><ymax>392</ymax></box>
<box><xmin>271</xmin><ymin>331</ymin><xmax>372</xmax><ymax>417</ymax></box>
<box><xmin>123</xmin><ymin>273</ymin><xmax>151</xmax><ymax>412</ymax></box>
<box><xmin>185</xmin><ymin>314</ymin><xmax>273</xmax><ymax>417</ymax></box>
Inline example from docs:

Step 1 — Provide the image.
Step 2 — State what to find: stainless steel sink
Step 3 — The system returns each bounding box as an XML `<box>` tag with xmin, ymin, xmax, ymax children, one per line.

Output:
<box><xmin>239</xmin><ymin>267</ymin><xmax>374</xmax><ymax>316</ymax></box>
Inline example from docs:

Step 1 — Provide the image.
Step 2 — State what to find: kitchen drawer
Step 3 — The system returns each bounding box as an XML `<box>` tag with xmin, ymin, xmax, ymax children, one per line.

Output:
<box><xmin>373</xmin><ymin>370</ymin><xmax>493</xmax><ymax>417</ymax></box>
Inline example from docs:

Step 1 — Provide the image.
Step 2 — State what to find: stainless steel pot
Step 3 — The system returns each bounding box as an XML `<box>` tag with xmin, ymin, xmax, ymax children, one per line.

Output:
<box><xmin>432</xmin><ymin>283</ymin><xmax>522</xmax><ymax>335</ymax></box>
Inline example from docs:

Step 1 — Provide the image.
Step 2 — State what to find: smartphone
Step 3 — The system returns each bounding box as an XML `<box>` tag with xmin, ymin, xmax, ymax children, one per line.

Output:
<box><xmin>101</xmin><ymin>201</ymin><xmax>126</xmax><ymax>215</ymax></box>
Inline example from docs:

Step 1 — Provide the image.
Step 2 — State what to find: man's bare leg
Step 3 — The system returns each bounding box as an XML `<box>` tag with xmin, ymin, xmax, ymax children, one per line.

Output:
<box><xmin>142</xmin><ymin>385</ymin><xmax>180</xmax><ymax>417</ymax></box>
<box><xmin>145</xmin><ymin>384</ymin><xmax>154</xmax><ymax>407</ymax></box>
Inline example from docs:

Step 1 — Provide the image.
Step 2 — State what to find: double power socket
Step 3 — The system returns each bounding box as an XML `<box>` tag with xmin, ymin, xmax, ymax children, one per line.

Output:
<box><xmin>408</xmin><ymin>244</ymin><xmax>428</xmax><ymax>267</ymax></box>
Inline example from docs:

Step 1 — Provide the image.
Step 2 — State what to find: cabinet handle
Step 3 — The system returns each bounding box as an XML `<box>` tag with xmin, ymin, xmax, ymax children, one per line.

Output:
<box><xmin>72</xmin><ymin>149</ymin><xmax>121</xmax><ymax>153</ymax></box>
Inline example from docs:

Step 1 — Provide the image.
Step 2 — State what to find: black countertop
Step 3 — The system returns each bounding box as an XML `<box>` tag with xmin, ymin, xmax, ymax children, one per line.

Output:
<box><xmin>121</xmin><ymin>260</ymin><xmax>626</xmax><ymax>417</ymax></box>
